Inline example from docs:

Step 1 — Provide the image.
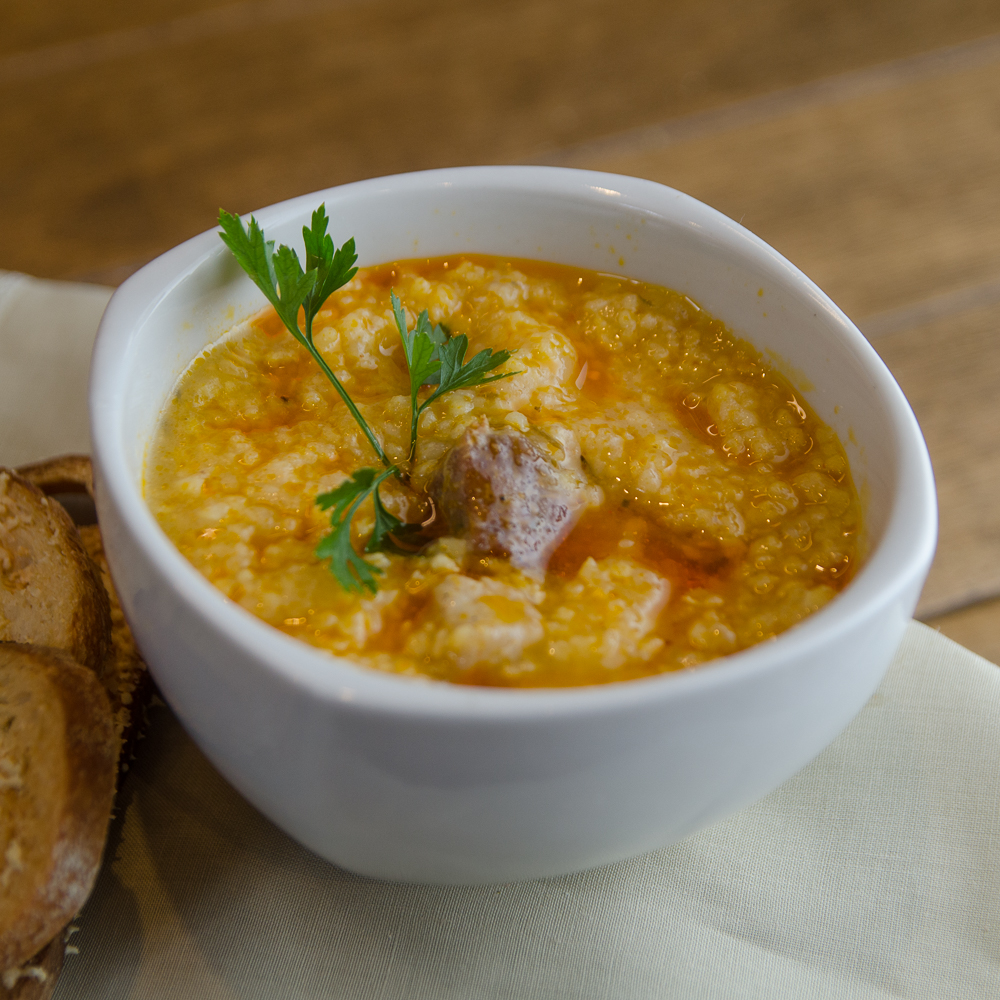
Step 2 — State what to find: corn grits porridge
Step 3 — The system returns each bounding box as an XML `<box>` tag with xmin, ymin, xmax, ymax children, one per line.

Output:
<box><xmin>146</xmin><ymin>256</ymin><xmax>860</xmax><ymax>687</ymax></box>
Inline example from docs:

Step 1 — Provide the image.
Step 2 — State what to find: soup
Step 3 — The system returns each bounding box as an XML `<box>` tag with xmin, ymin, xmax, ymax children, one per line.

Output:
<box><xmin>146</xmin><ymin>256</ymin><xmax>860</xmax><ymax>687</ymax></box>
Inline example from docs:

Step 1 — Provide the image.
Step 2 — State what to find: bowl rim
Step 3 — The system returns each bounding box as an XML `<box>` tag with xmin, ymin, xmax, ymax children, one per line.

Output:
<box><xmin>90</xmin><ymin>164</ymin><xmax>937</xmax><ymax>721</ymax></box>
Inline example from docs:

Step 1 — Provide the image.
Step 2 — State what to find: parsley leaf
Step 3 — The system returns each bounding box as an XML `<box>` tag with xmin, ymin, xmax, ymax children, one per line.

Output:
<box><xmin>315</xmin><ymin>467</ymin><xmax>399</xmax><ymax>593</ymax></box>
<box><xmin>302</xmin><ymin>204</ymin><xmax>358</xmax><ymax>331</ymax></box>
<box><xmin>218</xmin><ymin>211</ymin><xmax>281</xmax><ymax>310</ymax></box>
<box><xmin>414</xmin><ymin>317</ymin><xmax>448</xmax><ymax>388</ymax></box>
<box><xmin>425</xmin><ymin>334</ymin><xmax>515</xmax><ymax>404</ymax></box>
<box><xmin>218</xmin><ymin>207</ymin><xmax>387</xmax><ymax>468</ymax></box>
<box><xmin>272</xmin><ymin>244</ymin><xmax>318</xmax><ymax>334</ymax></box>
<box><xmin>221</xmin><ymin>203</ymin><xmax>520</xmax><ymax>595</ymax></box>
<box><xmin>392</xmin><ymin>291</ymin><xmax>442</xmax><ymax>392</ymax></box>
<box><xmin>392</xmin><ymin>291</ymin><xmax>444</xmax><ymax>459</ymax></box>
<box><xmin>391</xmin><ymin>291</ymin><xmax>517</xmax><ymax>461</ymax></box>
<box><xmin>368</xmin><ymin>483</ymin><xmax>426</xmax><ymax>555</ymax></box>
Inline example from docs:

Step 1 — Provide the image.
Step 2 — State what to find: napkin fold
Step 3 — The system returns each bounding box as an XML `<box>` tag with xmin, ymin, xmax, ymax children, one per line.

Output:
<box><xmin>2</xmin><ymin>272</ymin><xmax>997</xmax><ymax>999</ymax></box>
<box><xmin>0</xmin><ymin>271</ymin><xmax>112</xmax><ymax>467</ymax></box>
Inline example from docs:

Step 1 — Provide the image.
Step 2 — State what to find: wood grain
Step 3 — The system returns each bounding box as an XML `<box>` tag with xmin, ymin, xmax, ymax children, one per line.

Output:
<box><xmin>2</xmin><ymin>0</ymin><xmax>232</xmax><ymax>57</ymax></box>
<box><xmin>581</xmin><ymin>56</ymin><xmax>1000</xmax><ymax>320</ymax></box>
<box><xmin>4</xmin><ymin>0</ymin><xmax>1000</xmax><ymax>282</ymax></box>
<box><xmin>928</xmin><ymin>598</ymin><xmax>1000</xmax><ymax>667</ymax></box>
<box><xmin>4</xmin><ymin>0</ymin><xmax>1000</xmax><ymax>650</ymax></box>
<box><xmin>872</xmin><ymin>302</ymin><xmax>1000</xmax><ymax>619</ymax></box>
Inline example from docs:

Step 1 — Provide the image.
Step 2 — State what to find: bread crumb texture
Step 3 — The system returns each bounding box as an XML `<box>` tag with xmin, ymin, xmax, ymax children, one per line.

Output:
<box><xmin>0</xmin><ymin>646</ymin><xmax>115</xmax><ymax>973</ymax></box>
<box><xmin>0</xmin><ymin>472</ymin><xmax>111</xmax><ymax>677</ymax></box>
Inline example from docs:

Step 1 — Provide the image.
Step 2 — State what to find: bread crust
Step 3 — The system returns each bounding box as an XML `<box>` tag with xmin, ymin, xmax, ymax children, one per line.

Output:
<box><xmin>77</xmin><ymin>524</ymin><xmax>152</xmax><ymax>762</ymax></box>
<box><xmin>16</xmin><ymin>457</ymin><xmax>152</xmax><ymax>757</ymax></box>
<box><xmin>0</xmin><ymin>645</ymin><xmax>117</xmax><ymax>971</ymax></box>
<box><xmin>0</xmin><ymin>458</ymin><xmax>151</xmax><ymax>989</ymax></box>
<box><xmin>0</xmin><ymin>933</ymin><xmax>63</xmax><ymax>1000</ymax></box>
<box><xmin>0</xmin><ymin>469</ymin><xmax>111</xmax><ymax>678</ymax></box>
<box><xmin>14</xmin><ymin>457</ymin><xmax>93</xmax><ymax>502</ymax></box>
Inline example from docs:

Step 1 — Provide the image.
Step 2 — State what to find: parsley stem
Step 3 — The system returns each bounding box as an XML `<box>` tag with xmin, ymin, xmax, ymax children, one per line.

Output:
<box><xmin>218</xmin><ymin>204</ymin><xmax>516</xmax><ymax>594</ymax></box>
<box><xmin>303</xmin><ymin>313</ymin><xmax>392</xmax><ymax>470</ymax></box>
<box><xmin>409</xmin><ymin>400</ymin><xmax>422</xmax><ymax>465</ymax></box>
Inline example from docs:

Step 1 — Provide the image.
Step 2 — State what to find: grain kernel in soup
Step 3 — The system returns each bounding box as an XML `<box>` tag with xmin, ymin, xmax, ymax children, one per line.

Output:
<box><xmin>147</xmin><ymin>256</ymin><xmax>861</xmax><ymax>687</ymax></box>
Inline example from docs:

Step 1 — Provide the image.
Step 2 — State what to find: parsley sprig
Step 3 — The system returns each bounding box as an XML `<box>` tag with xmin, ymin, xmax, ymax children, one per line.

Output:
<box><xmin>218</xmin><ymin>205</ymin><xmax>516</xmax><ymax>593</ymax></box>
<box><xmin>391</xmin><ymin>291</ymin><xmax>515</xmax><ymax>461</ymax></box>
<box><xmin>314</xmin><ymin>467</ymin><xmax>406</xmax><ymax>593</ymax></box>
<box><xmin>219</xmin><ymin>205</ymin><xmax>389</xmax><ymax>468</ymax></box>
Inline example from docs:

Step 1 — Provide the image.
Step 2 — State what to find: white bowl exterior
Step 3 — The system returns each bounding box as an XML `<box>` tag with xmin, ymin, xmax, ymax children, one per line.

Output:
<box><xmin>90</xmin><ymin>167</ymin><xmax>936</xmax><ymax>883</ymax></box>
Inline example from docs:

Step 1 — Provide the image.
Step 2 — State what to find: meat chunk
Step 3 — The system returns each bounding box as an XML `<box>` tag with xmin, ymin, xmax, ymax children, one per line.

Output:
<box><xmin>431</xmin><ymin>419</ymin><xmax>592</xmax><ymax>572</ymax></box>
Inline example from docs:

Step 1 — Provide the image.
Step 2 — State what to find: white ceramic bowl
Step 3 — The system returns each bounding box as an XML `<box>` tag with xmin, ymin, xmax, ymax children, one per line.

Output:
<box><xmin>90</xmin><ymin>166</ymin><xmax>936</xmax><ymax>884</ymax></box>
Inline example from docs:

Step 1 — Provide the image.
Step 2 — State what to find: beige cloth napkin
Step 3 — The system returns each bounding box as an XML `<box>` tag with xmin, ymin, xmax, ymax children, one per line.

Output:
<box><xmin>0</xmin><ymin>271</ymin><xmax>112</xmax><ymax>466</ymax></box>
<box><xmin>3</xmin><ymin>272</ymin><xmax>999</xmax><ymax>999</ymax></box>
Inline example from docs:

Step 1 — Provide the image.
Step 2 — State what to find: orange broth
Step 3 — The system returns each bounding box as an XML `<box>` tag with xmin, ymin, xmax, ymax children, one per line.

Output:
<box><xmin>146</xmin><ymin>255</ymin><xmax>861</xmax><ymax>686</ymax></box>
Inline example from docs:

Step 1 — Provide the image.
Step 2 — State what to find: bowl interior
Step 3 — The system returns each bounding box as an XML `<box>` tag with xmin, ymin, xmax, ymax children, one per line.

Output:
<box><xmin>94</xmin><ymin>166</ymin><xmax>934</xmax><ymax>704</ymax></box>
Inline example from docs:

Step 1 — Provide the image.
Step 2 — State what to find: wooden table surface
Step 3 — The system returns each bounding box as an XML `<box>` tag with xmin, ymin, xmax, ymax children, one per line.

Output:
<box><xmin>4</xmin><ymin>0</ymin><xmax>1000</xmax><ymax>660</ymax></box>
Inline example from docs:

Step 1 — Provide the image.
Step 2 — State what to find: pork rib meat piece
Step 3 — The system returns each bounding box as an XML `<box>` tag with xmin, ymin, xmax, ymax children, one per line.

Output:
<box><xmin>431</xmin><ymin>419</ymin><xmax>592</xmax><ymax>572</ymax></box>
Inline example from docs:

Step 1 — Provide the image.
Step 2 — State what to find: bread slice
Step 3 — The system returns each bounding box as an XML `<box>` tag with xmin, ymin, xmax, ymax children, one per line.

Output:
<box><xmin>0</xmin><ymin>470</ymin><xmax>111</xmax><ymax>678</ymax></box>
<box><xmin>0</xmin><ymin>457</ymin><xmax>152</xmax><ymax>992</ymax></box>
<box><xmin>77</xmin><ymin>524</ymin><xmax>151</xmax><ymax>763</ymax></box>
<box><xmin>0</xmin><ymin>645</ymin><xmax>117</xmax><ymax>972</ymax></box>
<box><xmin>13</xmin><ymin>457</ymin><xmax>93</xmax><ymax>502</ymax></box>
<box><xmin>0</xmin><ymin>933</ymin><xmax>63</xmax><ymax>1000</ymax></box>
<box><xmin>16</xmin><ymin>457</ymin><xmax>151</xmax><ymax>759</ymax></box>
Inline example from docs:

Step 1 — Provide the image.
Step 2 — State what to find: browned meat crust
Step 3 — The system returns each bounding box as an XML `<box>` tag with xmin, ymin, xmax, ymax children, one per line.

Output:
<box><xmin>431</xmin><ymin>419</ymin><xmax>589</xmax><ymax>572</ymax></box>
<box><xmin>0</xmin><ymin>645</ymin><xmax>117</xmax><ymax>973</ymax></box>
<box><xmin>0</xmin><ymin>470</ymin><xmax>110</xmax><ymax>679</ymax></box>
